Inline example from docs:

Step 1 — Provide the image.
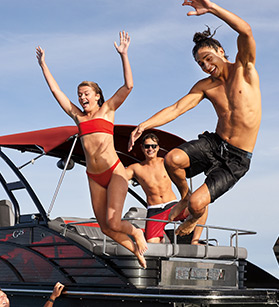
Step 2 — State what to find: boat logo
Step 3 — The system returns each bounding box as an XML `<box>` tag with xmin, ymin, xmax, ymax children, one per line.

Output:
<box><xmin>12</xmin><ymin>229</ymin><xmax>25</xmax><ymax>239</ymax></box>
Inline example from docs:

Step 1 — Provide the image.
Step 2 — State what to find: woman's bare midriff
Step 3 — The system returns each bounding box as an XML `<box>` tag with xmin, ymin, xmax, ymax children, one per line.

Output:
<box><xmin>81</xmin><ymin>133</ymin><xmax>119</xmax><ymax>173</ymax></box>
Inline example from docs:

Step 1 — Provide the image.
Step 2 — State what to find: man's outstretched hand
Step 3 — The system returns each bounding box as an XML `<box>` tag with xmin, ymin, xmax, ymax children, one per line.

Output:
<box><xmin>181</xmin><ymin>0</ymin><xmax>212</xmax><ymax>16</ymax></box>
<box><xmin>128</xmin><ymin>124</ymin><xmax>144</xmax><ymax>152</ymax></box>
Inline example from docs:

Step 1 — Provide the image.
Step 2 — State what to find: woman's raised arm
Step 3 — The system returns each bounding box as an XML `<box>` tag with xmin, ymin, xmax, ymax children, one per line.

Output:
<box><xmin>107</xmin><ymin>31</ymin><xmax>133</xmax><ymax>111</ymax></box>
<box><xmin>36</xmin><ymin>46</ymin><xmax>83</xmax><ymax>119</ymax></box>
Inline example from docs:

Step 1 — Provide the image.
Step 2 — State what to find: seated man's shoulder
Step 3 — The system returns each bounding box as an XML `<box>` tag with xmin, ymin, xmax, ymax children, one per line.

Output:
<box><xmin>128</xmin><ymin>161</ymin><xmax>145</xmax><ymax>174</ymax></box>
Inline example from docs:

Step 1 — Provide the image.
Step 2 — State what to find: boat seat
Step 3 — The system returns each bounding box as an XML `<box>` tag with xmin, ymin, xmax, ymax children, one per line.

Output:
<box><xmin>50</xmin><ymin>217</ymin><xmax>114</xmax><ymax>242</ymax></box>
<box><xmin>49</xmin><ymin>217</ymin><xmax>247</xmax><ymax>260</ymax></box>
<box><xmin>51</xmin><ymin>208</ymin><xmax>148</xmax><ymax>243</ymax></box>
<box><xmin>123</xmin><ymin>207</ymin><xmax>147</xmax><ymax>229</ymax></box>
<box><xmin>0</xmin><ymin>199</ymin><xmax>15</xmax><ymax>227</ymax></box>
<box><xmin>93</xmin><ymin>242</ymin><xmax>174</xmax><ymax>258</ymax></box>
<box><xmin>174</xmin><ymin>244</ymin><xmax>247</xmax><ymax>260</ymax></box>
<box><xmin>94</xmin><ymin>243</ymin><xmax>247</xmax><ymax>260</ymax></box>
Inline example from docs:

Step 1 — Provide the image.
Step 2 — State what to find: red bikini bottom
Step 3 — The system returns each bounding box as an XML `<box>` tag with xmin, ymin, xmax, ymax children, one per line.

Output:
<box><xmin>86</xmin><ymin>159</ymin><xmax>121</xmax><ymax>188</ymax></box>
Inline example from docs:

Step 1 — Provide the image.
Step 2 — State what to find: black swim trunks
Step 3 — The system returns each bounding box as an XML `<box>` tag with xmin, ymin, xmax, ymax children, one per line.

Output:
<box><xmin>177</xmin><ymin>131</ymin><xmax>252</xmax><ymax>203</ymax></box>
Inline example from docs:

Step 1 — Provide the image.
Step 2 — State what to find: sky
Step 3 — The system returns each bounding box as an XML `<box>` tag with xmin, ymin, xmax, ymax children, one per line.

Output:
<box><xmin>0</xmin><ymin>0</ymin><xmax>278</xmax><ymax>279</ymax></box>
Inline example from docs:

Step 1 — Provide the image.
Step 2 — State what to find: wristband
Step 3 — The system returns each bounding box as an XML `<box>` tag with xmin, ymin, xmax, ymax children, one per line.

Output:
<box><xmin>48</xmin><ymin>298</ymin><xmax>55</xmax><ymax>303</ymax></box>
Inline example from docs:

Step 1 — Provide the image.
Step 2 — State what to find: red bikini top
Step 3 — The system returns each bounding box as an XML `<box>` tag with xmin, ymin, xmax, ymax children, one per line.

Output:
<box><xmin>78</xmin><ymin>118</ymin><xmax>114</xmax><ymax>137</ymax></box>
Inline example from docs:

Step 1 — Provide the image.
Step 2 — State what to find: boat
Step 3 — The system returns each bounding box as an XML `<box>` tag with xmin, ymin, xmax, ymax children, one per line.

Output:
<box><xmin>0</xmin><ymin>125</ymin><xmax>278</xmax><ymax>307</ymax></box>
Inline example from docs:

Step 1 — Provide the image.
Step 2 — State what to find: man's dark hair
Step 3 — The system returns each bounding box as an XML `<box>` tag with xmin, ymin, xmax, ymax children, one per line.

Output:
<box><xmin>192</xmin><ymin>26</ymin><xmax>228</xmax><ymax>60</ymax></box>
<box><xmin>141</xmin><ymin>133</ymin><xmax>159</xmax><ymax>145</ymax></box>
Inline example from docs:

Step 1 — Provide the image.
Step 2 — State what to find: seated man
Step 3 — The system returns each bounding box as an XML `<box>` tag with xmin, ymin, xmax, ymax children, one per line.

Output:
<box><xmin>126</xmin><ymin>133</ymin><xmax>208</xmax><ymax>244</ymax></box>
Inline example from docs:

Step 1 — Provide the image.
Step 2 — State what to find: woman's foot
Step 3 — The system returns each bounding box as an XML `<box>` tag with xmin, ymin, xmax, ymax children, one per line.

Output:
<box><xmin>135</xmin><ymin>249</ymin><xmax>147</xmax><ymax>269</ymax></box>
<box><xmin>134</xmin><ymin>228</ymin><xmax>148</xmax><ymax>255</ymax></box>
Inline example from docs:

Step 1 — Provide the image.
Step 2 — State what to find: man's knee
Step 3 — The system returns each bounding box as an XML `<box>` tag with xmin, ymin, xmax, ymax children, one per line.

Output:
<box><xmin>164</xmin><ymin>148</ymin><xmax>189</xmax><ymax>170</ymax></box>
<box><xmin>147</xmin><ymin>237</ymin><xmax>161</xmax><ymax>243</ymax></box>
<box><xmin>188</xmin><ymin>189</ymin><xmax>210</xmax><ymax>218</ymax></box>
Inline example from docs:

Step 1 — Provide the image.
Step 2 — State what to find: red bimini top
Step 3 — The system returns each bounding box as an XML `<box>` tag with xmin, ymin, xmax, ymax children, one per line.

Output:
<box><xmin>78</xmin><ymin>118</ymin><xmax>114</xmax><ymax>137</ymax></box>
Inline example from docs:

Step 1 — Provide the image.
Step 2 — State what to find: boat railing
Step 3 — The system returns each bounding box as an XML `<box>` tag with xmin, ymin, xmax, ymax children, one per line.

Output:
<box><xmin>60</xmin><ymin>216</ymin><xmax>256</xmax><ymax>259</ymax></box>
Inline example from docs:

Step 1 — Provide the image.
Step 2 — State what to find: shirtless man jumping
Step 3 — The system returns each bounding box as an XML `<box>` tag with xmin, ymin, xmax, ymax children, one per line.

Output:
<box><xmin>128</xmin><ymin>0</ymin><xmax>261</xmax><ymax>236</ymax></box>
<box><xmin>126</xmin><ymin>133</ymin><xmax>208</xmax><ymax>244</ymax></box>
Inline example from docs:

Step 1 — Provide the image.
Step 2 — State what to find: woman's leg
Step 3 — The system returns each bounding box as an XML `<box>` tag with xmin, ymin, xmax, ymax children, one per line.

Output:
<box><xmin>88</xmin><ymin>171</ymin><xmax>147</xmax><ymax>268</ymax></box>
<box><xmin>107</xmin><ymin>163</ymin><xmax>147</xmax><ymax>255</ymax></box>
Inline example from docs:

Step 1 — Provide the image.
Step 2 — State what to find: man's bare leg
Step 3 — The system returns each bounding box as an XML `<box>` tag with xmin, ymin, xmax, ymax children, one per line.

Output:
<box><xmin>164</xmin><ymin>149</ymin><xmax>191</xmax><ymax>221</ymax></box>
<box><xmin>164</xmin><ymin>148</ymin><xmax>190</xmax><ymax>198</ymax></box>
<box><xmin>147</xmin><ymin>237</ymin><xmax>161</xmax><ymax>243</ymax></box>
<box><xmin>176</xmin><ymin>184</ymin><xmax>210</xmax><ymax>236</ymax></box>
<box><xmin>175</xmin><ymin>215</ymin><xmax>199</xmax><ymax>236</ymax></box>
<box><xmin>168</xmin><ymin>190</ymin><xmax>191</xmax><ymax>221</ymax></box>
<box><xmin>190</xmin><ymin>206</ymin><xmax>208</xmax><ymax>244</ymax></box>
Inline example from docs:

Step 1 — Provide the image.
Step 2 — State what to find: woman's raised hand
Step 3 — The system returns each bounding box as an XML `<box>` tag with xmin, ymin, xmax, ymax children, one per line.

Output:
<box><xmin>114</xmin><ymin>31</ymin><xmax>131</xmax><ymax>55</ymax></box>
<box><xmin>36</xmin><ymin>46</ymin><xmax>45</xmax><ymax>66</ymax></box>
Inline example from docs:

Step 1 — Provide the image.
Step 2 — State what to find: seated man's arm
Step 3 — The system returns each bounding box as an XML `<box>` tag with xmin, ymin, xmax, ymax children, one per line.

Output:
<box><xmin>126</xmin><ymin>163</ymin><xmax>136</xmax><ymax>181</ymax></box>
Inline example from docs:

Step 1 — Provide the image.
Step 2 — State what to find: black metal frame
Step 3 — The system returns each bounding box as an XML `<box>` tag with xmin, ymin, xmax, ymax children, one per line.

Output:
<box><xmin>0</xmin><ymin>147</ymin><xmax>48</xmax><ymax>224</ymax></box>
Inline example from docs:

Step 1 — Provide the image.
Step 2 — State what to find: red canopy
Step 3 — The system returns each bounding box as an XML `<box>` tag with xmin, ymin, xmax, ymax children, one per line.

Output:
<box><xmin>0</xmin><ymin>126</ymin><xmax>78</xmax><ymax>153</ymax></box>
<box><xmin>0</xmin><ymin>125</ymin><xmax>185</xmax><ymax>167</ymax></box>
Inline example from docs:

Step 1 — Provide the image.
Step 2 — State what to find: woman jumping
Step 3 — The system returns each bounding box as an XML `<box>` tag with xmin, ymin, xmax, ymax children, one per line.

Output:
<box><xmin>36</xmin><ymin>31</ymin><xmax>147</xmax><ymax>268</ymax></box>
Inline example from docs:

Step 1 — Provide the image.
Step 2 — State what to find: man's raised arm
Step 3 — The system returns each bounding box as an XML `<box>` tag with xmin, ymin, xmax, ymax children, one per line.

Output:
<box><xmin>128</xmin><ymin>87</ymin><xmax>204</xmax><ymax>151</ymax></box>
<box><xmin>182</xmin><ymin>0</ymin><xmax>256</xmax><ymax>64</ymax></box>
